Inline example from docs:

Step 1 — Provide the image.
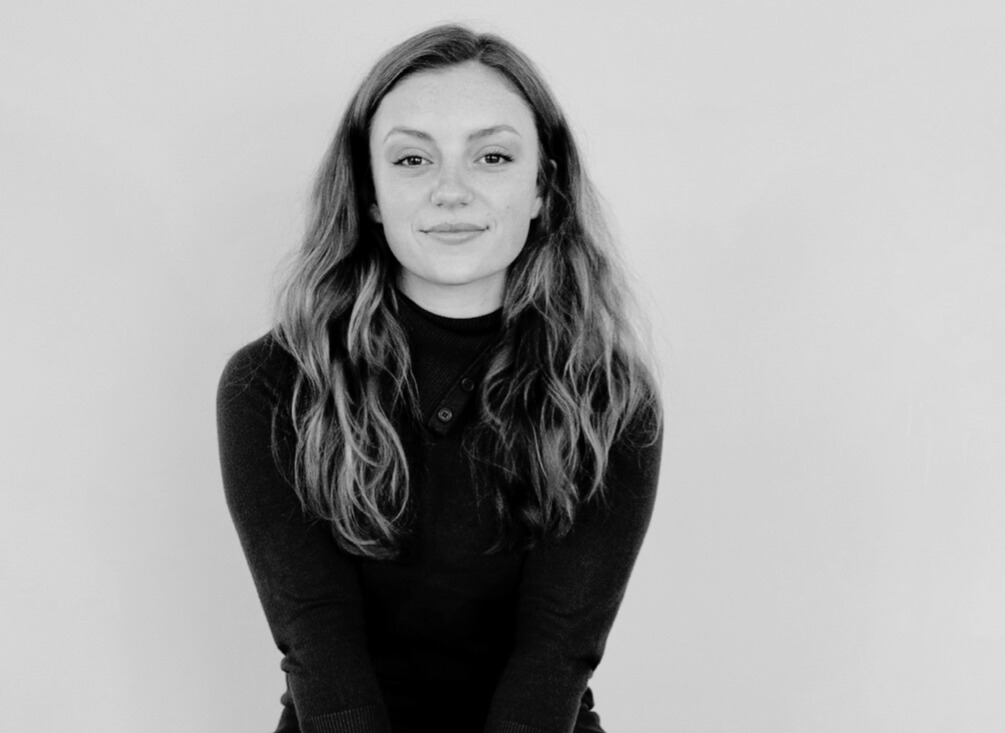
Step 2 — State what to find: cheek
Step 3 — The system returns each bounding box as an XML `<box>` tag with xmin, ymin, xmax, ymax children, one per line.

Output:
<box><xmin>375</xmin><ymin>183</ymin><xmax>419</xmax><ymax>230</ymax></box>
<box><xmin>502</xmin><ymin>183</ymin><xmax>540</xmax><ymax>227</ymax></box>
<box><xmin>372</xmin><ymin>170</ymin><xmax>393</xmax><ymax>207</ymax></box>
<box><xmin>497</xmin><ymin>176</ymin><xmax>532</xmax><ymax>208</ymax></box>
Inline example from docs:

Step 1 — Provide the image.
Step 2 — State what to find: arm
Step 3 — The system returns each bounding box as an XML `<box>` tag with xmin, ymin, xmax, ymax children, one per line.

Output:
<box><xmin>216</xmin><ymin>336</ymin><xmax>391</xmax><ymax>733</ymax></box>
<box><xmin>483</xmin><ymin>407</ymin><xmax>664</xmax><ymax>733</ymax></box>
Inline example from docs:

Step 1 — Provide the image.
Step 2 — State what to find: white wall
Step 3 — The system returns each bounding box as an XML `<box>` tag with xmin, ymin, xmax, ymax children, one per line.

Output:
<box><xmin>2</xmin><ymin>1</ymin><xmax>1002</xmax><ymax>731</ymax></box>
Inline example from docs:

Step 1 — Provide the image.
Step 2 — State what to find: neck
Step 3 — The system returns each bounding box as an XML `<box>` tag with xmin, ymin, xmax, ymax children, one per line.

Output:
<box><xmin>398</xmin><ymin>273</ymin><xmax>505</xmax><ymax>318</ymax></box>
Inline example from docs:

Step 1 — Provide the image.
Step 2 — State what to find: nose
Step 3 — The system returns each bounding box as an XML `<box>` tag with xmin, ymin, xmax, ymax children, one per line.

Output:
<box><xmin>430</xmin><ymin>163</ymin><xmax>473</xmax><ymax>207</ymax></box>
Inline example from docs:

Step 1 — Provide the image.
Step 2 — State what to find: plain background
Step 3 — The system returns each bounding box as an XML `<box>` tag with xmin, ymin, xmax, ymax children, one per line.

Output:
<box><xmin>2</xmin><ymin>1</ymin><xmax>1003</xmax><ymax>731</ymax></box>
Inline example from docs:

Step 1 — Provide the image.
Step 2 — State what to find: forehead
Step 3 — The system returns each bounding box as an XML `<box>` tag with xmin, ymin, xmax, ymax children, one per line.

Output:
<box><xmin>370</xmin><ymin>61</ymin><xmax>537</xmax><ymax>138</ymax></box>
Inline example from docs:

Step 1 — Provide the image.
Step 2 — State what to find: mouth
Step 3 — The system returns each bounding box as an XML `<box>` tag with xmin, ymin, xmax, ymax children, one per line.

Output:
<box><xmin>422</xmin><ymin>223</ymin><xmax>487</xmax><ymax>233</ymax></box>
<box><xmin>420</xmin><ymin>222</ymin><xmax>488</xmax><ymax>244</ymax></box>
<box><xmin>421</xmin><ymin>228</ymin><xmax>486</xmax><ymax>244</ymax></box>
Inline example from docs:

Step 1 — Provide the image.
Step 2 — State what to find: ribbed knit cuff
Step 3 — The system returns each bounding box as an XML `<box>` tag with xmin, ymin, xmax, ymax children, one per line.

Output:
<box><xmin>486</xmin><ymin>722</ymin><xmax>548</xmax><ymax>733</ymax></box>
<box><xmin>303</xmin><ymin>704</ymin><xmax>392</xmax><ymax>733</ymax></box>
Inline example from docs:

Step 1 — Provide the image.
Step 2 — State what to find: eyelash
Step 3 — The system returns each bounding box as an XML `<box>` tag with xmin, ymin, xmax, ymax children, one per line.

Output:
<box><xmin>393</xmin><ymin>155</ymin><xmax>427</xmax><ymax>167</ymax></box>
<box><xmin>392</xmin><ymin>152</ymin><xmax>514</xmax><ymax>167</ymax></box>
<box><xmin>481</xmin><ymin>151</ymin><xmax>513</xmax><ymax>165</ymax></box>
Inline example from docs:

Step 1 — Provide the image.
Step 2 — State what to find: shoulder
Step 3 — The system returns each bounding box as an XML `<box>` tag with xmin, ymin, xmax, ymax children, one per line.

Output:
<box><xmin>217</xmin><ymin>331</ymin><xmax>300</xmax><ymax>411</ymax></box>
<box><xmin>618</xmin><ymin>367</ymin><xmax>664</xmax><ymax>454</ymax></box>
<box><xmin>605</xmin><ymin>378</ymin><xmax>664</xmax><ymax>498</ymax></box>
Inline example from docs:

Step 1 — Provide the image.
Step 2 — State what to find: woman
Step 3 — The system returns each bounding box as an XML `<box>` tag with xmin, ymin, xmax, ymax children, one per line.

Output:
<box><xmin>217</xmin><ymin>23</ymin><xmax>663</xmax><ymax>733</ymax></box>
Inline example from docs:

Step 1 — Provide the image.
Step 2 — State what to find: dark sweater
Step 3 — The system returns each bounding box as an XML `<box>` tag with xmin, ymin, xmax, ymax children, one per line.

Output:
<box><xmin>216</xmin><ymin>295</ymin><xmax>663</xmax><ymax>733</ymax></box>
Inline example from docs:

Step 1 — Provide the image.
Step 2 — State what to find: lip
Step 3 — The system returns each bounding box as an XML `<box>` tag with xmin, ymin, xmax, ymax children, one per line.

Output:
<box><xmin>420</xmin><ymin>223</ymin><xmax>488</xmax><ymax>244</ymax></box>
<box><xmin>423</xmin><ymin>223</ymin><xmax>487</xmax><ymax>233</ymax></box>
<box><xmin>421</xmin><ymin>228</ymin><xmax>486</xmax><ymax>244</ymax></box>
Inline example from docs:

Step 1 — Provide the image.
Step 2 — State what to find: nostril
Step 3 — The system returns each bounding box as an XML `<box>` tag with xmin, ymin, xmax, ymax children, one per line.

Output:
<box><xmin>430</xmin><ymin>180</ymin><xmax>474</xmax><ymax>206</ymax></box>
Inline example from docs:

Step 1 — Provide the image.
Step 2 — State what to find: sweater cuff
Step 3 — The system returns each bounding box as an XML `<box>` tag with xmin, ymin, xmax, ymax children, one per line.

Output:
<box><xmin>486</xmin><ymin>722</ymin><xmax>547</xmax><ymax>733</ymax></box>
<box><xmin>303</xmin><ymin>704</ymin><xmax>392</xmax><ymax>733</ymax></box>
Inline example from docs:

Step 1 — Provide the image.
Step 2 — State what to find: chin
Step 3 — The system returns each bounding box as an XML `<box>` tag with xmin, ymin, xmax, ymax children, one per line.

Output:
<box><xmin>431</xmin><ymin>274</ymin><xmax>492</xmax><ymax>289</ymax></box>
<box><xmin>423</xmin><ymin>264</ymin><xmax>493</xmax><ymax>285</ymax></box>
<box><xmin>415</xmin><ymin>266</ymin><xmax>504</xmax><ymax>292</ymax></box>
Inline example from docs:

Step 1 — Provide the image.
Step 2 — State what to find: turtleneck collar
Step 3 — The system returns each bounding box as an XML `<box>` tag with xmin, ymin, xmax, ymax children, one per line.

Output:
<box><xmin>394</xmin><ymin>289</ymin><xmax>502</xmax><ymax>337</ymax></box>
<box><xmin>393</xmin><ymin>289</ymin><xmax>502</xmax><ymax>423</ymax></box>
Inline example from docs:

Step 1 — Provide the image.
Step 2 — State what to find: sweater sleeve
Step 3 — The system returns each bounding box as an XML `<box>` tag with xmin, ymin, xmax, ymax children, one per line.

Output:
<box><xmin>216</xmin><ymin>335</ymin><xmax>392</xmax><ymax>733</ymax></box>
<box><xmin>482</xmin><ymin>405</ymin><xmax>664</xmax><ymax>733</ymax></box>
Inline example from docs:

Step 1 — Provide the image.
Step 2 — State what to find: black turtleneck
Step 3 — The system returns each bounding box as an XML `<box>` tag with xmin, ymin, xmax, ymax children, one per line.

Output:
<box><xmin>216</xmin><ymin>296</ymin><xmax>662</xmax><ymax>733</ymax></box>
<box><xmin>394</xmin><ymin>290</ymin><xmax>502</xmax><ymax>422</ymax></box>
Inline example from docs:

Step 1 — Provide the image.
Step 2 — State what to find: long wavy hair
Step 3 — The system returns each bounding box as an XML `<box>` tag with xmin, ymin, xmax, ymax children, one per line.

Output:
<box><xmin>275</xmin><ymin>24</ymin><xmax>661</xmax><ymax>558</ymax></box>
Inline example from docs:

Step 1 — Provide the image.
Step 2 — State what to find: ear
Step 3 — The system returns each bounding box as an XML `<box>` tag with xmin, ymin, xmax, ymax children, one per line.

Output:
<box><xmin>369</xmin><ymin>203</ymin><xmax>382</xmax><ymax>223</ymax></box>
<box><xmin>531</xmin><ymin>158</ymin><xmax>556</xmax><ymax>220</ymax></box>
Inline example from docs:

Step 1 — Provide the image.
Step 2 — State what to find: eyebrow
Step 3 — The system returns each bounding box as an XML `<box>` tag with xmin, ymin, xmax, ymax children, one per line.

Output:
<box><xmin>383</xmin><ymin>124</ymin><xmax>521</xmax><ymax>143</ymax></box>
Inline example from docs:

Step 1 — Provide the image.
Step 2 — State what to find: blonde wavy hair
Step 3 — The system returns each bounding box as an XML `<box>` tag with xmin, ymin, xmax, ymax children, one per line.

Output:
<box><xmin>275</xmin><ymin>24</ymin><xmax>661</xmax><ymax>558</ymax></box>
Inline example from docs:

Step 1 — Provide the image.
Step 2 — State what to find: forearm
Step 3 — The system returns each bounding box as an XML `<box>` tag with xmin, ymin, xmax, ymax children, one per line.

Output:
<box><xmin>484</xmin><ymin>411</ymin><xmax>663</xmax><ymax>732</ymax></box>
<box><xmin>217</xmin><ymin>336</ymin><xmax>392</xmax><ymax>731</ymax></box>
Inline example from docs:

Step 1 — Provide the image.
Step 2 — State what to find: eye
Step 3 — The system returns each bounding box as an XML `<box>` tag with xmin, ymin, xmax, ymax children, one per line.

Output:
<box><xmin>393</xmin><ymin>154</ymin><xmax>429</xmax><ymax>167</ymax></box>
<box><xmin>481</xmin><ymin>151</ymin><xmax>514</xmax><ymax>165</ymax></box>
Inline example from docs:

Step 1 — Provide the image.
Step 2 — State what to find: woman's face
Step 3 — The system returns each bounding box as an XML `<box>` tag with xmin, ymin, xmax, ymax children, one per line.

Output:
<box><xmin>368</xmin><ymin>61</ymin><xmax>543</xmax><ymax>316</ymax></box>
